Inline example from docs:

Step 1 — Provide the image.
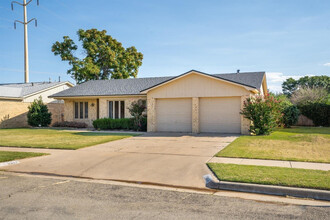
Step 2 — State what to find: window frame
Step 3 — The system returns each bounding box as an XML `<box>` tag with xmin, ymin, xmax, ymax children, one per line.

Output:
<box><xmin>108</xmin><ymin>100</ymin><xmax>125</xmax><ymax>119</ymax></box>
<box><xmin>74</xmin><ymin>101</ymin><xmax>89</xmax><ymax>119</ymax></box>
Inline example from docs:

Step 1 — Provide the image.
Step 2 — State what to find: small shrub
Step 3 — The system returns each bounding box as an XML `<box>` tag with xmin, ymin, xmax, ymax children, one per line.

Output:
<box><xmin>27</xmin><ymin>97</ymin><xmax>52</xmax><ymax>127</ymax></box>
<box><xmin>281</xmin><ymin>105</ymin><xmax>300</xmax><ymax>128</ymax></box>
<box><xmin>52</xmin><ymin>121</ymin><xmax>88</xmax><ymax>128</ymax></box>
<box><xmin>240</xmin><ymin>94</ymin><xmax>281</xmax><ymax>135</ymax></box>
<box><xmin>128</xmin><ymin>99</ymin><xmax>147</xmax><ymax>131</ymax></box>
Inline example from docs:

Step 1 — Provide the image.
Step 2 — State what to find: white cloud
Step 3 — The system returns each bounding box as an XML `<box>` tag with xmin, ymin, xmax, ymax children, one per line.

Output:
<box><xmin>267</xmin><ymin>84</ymin><xmax>283</xmax><ymax>93</ymax></box>
<box><xmin>323</xmin><ymin>63</ymin><xmax>330</xmax><ymax>66</ymax></box>
<box><xmin>266</xmin><ymin>72</ymin><xmax>300</xmax><ymax>83</ymax></box>
<box><xmin>266</xmin><ymin>72</ymin><xmax>309</xmax><ymax>93</ymax></box>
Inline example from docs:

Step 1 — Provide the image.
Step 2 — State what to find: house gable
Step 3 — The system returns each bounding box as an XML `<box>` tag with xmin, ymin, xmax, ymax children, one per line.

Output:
<box><xmin>146</xmin><ymin>71</ymin><xmax>255</xmax><ymax>99</ymax></box>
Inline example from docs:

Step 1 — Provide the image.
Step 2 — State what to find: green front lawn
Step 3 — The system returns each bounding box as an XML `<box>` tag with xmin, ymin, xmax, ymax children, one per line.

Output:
<box><xmin>0</xmin><ymin>128</ymin><xmax>137</xmax><ymax>150</ymax></box>
<box><xmin>208</xmin><ymin>163</ymin><xmax>330</xmax><ymax>190</ymax></box>
<box><xmin>217</xmin><ymin>127</ymin><xmax>330</xmax><ymax>163</ymax></box>
<box><xmin>0</xmin><ymin>151</ymin><xmax>47</xmax><ymax>163</ymax></box>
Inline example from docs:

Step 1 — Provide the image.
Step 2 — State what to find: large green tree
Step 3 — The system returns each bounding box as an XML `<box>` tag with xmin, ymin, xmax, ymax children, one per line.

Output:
<box><xmin>282</xmin><ymin>75</ymin><xmax>330</xmax><ymax>96</ymax></box>
<box><xmin>52</xmin><ymin>29</ymin><xmax>143</xmax><ymax>83</ymax></box>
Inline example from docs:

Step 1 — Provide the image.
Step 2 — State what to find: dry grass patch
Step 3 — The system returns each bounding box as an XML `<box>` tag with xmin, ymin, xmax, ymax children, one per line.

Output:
<box><xmin>217</xmin><ymin>127</ymin><xmax>330</xmax><ymax>163</ymax></box>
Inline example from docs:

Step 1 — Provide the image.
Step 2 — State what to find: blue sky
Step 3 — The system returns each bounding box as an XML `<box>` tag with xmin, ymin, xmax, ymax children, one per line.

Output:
<box><xmin>0</xmin><ymin>0</ymin><xmax>329</xmax><ymax>92</ymax></box>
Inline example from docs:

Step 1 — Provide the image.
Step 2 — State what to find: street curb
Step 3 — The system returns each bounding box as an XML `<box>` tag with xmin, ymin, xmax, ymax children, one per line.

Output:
<box><xmin>206</xmin><ymin>180</ymin><xmax>330</xmax><ymax>201</ymax></box>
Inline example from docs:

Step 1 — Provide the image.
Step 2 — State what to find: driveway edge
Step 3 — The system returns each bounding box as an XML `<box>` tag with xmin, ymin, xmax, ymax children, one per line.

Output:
<box><xmin>206</xmin><ymin>180</ymin><xmax>330</xmax><ymax>201</ymax></box>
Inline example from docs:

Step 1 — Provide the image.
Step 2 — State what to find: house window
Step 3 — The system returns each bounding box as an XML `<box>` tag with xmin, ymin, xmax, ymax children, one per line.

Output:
<box><xmin>120</xmin><ymin>101</ymin><xmax>125</xmax><ymax>119</ymax></box>
<box><xmin>74</xmin><ymin>101</ymin><xmax>89</xmax><ymax>119</ymax></box>
<box><xmin>109</xmin><ymin>101</ymin><xmax>125</xmax><ymax>119</ymax></box>
<box><xmin>109</xmin><ymin>101</ymin><xmax>113</xmax><ymax>119</ymax></box>
<box><xmin>74</xmin><ymin>102</ymin><xmax>79</xmax><ymax>119</ymax></box>
<box><xmin>79</xmin><ymin>102</ymin><xmax>83</xmax><ymax>119</ymax></box>
<box><xmin>114</xmin><ymin>101</ymin><xmax>119</xmax><ymax>119</ymax></box>
<box><xmin>85</xmin><ymin>102</ymin><xmax>89</xmax><ymax>119</ymax></box>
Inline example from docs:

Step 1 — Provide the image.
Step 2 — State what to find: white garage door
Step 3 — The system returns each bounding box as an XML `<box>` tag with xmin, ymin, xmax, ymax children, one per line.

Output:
<box><xmin>200</xmin><ymin>97</ymin><xmax>241</xmax><ymax>133</ymax></box>
<box><xmin>156</xmin><ymin>98</ymin><xmax>192</xmax><ymax>132</ymax></box>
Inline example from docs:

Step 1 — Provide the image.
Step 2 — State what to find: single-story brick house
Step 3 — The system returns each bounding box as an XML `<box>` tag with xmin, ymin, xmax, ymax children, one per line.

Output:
<box><xmin>49</xmin><ymin>70</ymin><xmax>267</xmax><ymax>134</ymax></box>
<box><xmin>0</xmin><ymin>81</ymin><xmax>73</xmax><ymax>128</ymax></box>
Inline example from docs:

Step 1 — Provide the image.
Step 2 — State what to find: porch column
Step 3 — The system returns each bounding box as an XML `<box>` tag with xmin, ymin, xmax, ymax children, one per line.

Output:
<box><xmin>147</xmin><ymin>98</ymin><xmax>156</xmax><ymax>132</ymax></box>
<box><xmin>192</xmin><ymin>97</ymin><xmax>199</xmax><ymax>133</ymax></box>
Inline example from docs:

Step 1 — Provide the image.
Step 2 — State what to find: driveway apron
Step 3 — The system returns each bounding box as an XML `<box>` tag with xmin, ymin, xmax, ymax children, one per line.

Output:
<box><xmin>1</xmin><ymin>133</ymin><xmax>238</xmax><ymax>189</ymax></box>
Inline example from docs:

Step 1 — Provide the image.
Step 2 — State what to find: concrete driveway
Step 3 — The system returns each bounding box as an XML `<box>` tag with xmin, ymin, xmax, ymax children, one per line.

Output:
<box><xmin>1</xmin><ymin>133</ymin><xmax>238</xmax><ymax>189</ymax></box>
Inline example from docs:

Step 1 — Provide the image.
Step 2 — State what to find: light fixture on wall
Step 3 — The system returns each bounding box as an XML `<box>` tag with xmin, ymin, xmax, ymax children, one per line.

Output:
<box><xmin>91</xmin><ymin>103</ymin><xmax>95</xmax><ymax>107</ymax></box>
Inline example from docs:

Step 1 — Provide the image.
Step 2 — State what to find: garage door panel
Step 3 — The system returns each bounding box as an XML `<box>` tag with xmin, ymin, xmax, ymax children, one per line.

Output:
<box><xmin>156</xmin><ymin>98</ymin><xmax>192</xmax><ymax>132</ymax></box>
<box><xmin>200</xmin><ymin>97</ymin><xmax>241</xmax><ymax>133</ymax></box>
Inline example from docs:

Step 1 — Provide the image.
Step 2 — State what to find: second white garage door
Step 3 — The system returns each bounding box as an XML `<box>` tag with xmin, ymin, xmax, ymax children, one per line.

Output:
<box><xmin>200</xmin><ymin>97</ymin><xmax>241</xmax><ymax>133</ymax></box>
<box><xmin>156</xmin><ymin>98</ymin><xmax>192</xmax><ymax>132</ymax></box>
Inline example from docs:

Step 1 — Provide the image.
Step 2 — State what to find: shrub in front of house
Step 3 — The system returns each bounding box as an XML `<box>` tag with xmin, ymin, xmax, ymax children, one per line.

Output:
<box><xmin>93</xmin><ymin>118</ymin><xmax>134</xmax><ymax>130</ymax></box>
<box><xmin>241</xmin><ymin>94</ymin><xmax>281</xmax><ymax>135</ymax></box>
<box><xmin>93</xmin><ymin>100</ymin><xmax>148</xmax><ymax>131</ymax></box>
<box><xmin>27</xmin><ymin>97</ymin><xmax>52</xmax><ymax>127</ymax></box>
<box><xmin>52</xmin><ymin>121</ymin><xmax>88</xmax><ymax>128</ymax></box>
<box><xmin>128</xmin><ymin>99</ymin><xmax>147</xmax><ymax>131</ymax></box>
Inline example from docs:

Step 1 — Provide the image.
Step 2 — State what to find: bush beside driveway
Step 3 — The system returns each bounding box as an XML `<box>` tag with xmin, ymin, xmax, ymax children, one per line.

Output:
<box><xmin>0</xmin><ymin>128</ymin><xmax>137</xmax><ymax>150</ymax></box>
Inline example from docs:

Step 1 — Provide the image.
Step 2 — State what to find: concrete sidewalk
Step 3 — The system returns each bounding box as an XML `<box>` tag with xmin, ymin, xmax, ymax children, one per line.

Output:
<box><xmin>209</xmin><ymin>157</ymin><xmax>330</xmax><ymax>171</ymax></box>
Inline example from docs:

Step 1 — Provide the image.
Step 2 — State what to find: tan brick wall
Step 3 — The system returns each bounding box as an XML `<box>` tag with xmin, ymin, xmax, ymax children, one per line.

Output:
<box><xmin>147</xmin><ymin>98</ymin><xmax>156</xmax><ymax>132</ymax></box>
<box><xmin>192</xmin><ymin>97</ymin><xmax>199</xmax><ymax>133</ymax></box>
<box><xmin>0</xmin><ymin>101</ymin><xmax>64</xmax><ymax>128</ymax></box>
<box><xmin>47</xmin><ymin>103</ymin><xmax>65</xmax><ymax>124</ymax></box>
<box><xmin>63</xmin><ymin>99</ymin><xmax>97</xmax><ymax>127</ymax></box>
<box><xmin>240</xmin><ymin>95</ymin><xmax>251</xmax><ymax>135</ymax></box>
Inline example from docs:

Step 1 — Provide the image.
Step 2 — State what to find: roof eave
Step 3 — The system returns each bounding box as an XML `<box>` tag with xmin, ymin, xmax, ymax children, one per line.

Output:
<box><xmin>0</xmin><ymin>96</ymin><xmax>23</xmax><ymax>101</ymax></box>
<box><xmin>24</xmin><ymin>81</ymin><xmax>74</xmax><ymax>99</ymax></box>
<box><xmin>50</xmin><ymin>94</ymin><xmax>147</xmax><ymax>99</ymax></box>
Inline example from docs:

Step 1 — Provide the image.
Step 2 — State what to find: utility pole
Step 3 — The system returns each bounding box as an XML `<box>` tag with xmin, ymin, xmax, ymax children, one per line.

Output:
<box><xmin>12</xmin><ymin>0</ymin><xmax>39</xmax><ymax>83</ymax></box>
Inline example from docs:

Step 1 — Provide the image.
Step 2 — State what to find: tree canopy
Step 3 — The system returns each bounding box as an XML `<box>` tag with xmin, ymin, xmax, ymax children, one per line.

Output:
<box><xmin>52</xmin><ymin>29</ymin><xmax>143</xmax><ymax>83</ymax></box>
<box><xmin>282</xmin><ymin>75</ymin><xmax>330</xmax><ymax>96</ymax></box>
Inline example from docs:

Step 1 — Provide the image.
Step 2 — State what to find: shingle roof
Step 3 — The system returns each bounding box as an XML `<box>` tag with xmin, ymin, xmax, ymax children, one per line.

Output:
<box><xmin>214</xmin><ymin>72</ymin><xmax>265</xmax><ymax>89</ymax></box>
<box><xmin>0</xmin><ymin>82</ymin><xmax>70</xmax><ymax>98</ymax></box>
<box><xmin>50</xmin><ymin>71</ymin><xmax>265</xmax><ymax>98</ymax></box>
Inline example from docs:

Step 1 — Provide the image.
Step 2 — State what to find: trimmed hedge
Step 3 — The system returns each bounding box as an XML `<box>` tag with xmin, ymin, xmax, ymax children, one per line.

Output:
<box><xmin>52</xmin><ymin>121</ymin><xmax>88</xmax><ymax>128</ymax></box>
<box><xmin>298</xmin><ymin>103</ymin><xmax>330</xmax><ymax>126</ymax></box>
<box><xmin>93</xmin><ymin>118</ymin><xmax>148</xmax><ymax>131</ymax></box>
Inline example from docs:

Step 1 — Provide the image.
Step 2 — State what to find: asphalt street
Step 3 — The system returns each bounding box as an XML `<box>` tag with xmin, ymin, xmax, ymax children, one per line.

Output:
<box><xmin>0</xmin><ymin>173</ymin><xmax>329</xmax><ymax>220</ymax></box>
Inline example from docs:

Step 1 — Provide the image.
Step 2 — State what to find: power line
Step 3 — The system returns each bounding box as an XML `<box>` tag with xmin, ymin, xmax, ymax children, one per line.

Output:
<box><xmin>11</xmin><ymin>0</ymin><xmax>40</xmax><ymax>83</ymax></box>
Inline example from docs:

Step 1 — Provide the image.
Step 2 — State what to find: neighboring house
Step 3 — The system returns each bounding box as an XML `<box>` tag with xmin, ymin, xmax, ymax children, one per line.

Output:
<box><xmin>0</xmin><ymin>81</ymin><xmax>74</xmax><ymax>103</ymax></box>
<box><xmin>0</xmin><ymin>81</ymin><xmax>73</xmax><ymax>128</ymax></box>
<box><xmin>50</xmin><ymin>70</ymin><xmax>267</xmax><ymax>134</ymax></box>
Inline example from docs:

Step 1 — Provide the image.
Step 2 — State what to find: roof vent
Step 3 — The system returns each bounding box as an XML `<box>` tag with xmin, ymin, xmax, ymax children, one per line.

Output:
<box><xmin>32</xmin><ymin>82</ymin><xmax>34</xmax><ymax>86</ymax></box>
<box><xmin>237</xmin><ymin>69</ymin><xmax>240</xmax><ymax>74</ymax></box>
